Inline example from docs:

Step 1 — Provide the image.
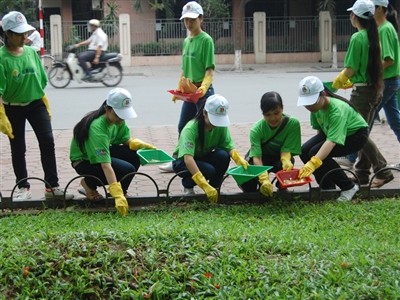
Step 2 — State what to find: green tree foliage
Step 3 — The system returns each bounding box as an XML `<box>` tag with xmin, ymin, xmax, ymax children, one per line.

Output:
<box><xmin>0</xmin><ymin>0</ymin><xmax>37</xmax><ymax>23</ymax></box>
<box><xmin>130</xmin><ymin>0</ymin><xmax>230</xmax><ymax>19</ymax></box>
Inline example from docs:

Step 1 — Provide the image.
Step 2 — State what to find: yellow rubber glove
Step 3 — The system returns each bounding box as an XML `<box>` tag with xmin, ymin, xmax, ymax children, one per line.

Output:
<box><xmin>192</xmin><ymin>171</ymin><xmax>218</xmax><ymax>204</ymax></box>
<box><xmin>0</xmin><ymin>104</ymin><xmax>14</xmax><ymax>139</ymax></box>
<box><xmin>108</xmin><ymin>182</ymin><xmax>128</xmax><ymax>216</ymax></box>
<box><xmin>299</xmin><ymin>156</ymin><xmax>323</xmax><ymax>178</ymax></box>
<box><xmin>281</xmin><ymin>152</ymin><xmax>293</xmax><ymax>171</ymax></box>
<box><xmin>128</xmin><ymin>138</ymin><xmax>156</xmax><ymax>150</ymax></box>
<box><xmin>42</xmin><ymin>94</ymin><xmax>52</xmax><ymax>119</ymax></box>
<box><xmin>231</xmin><ymin>149</ymin><xmax>249</xmax><ymax>170</ymax></box>
<box><xmin>258</xmin><ymin>172</ymin><xmax>273</xmax><ymax>197</ymax></box>
<box><xmin>332</xmin><ymin>70</ymin><xmax>352</xmax><ymax>90</ymax></box>
<box><xmin>196</xmin><ymin>74</ymin><xmax>213</xmax><ymax>98</ymax></box>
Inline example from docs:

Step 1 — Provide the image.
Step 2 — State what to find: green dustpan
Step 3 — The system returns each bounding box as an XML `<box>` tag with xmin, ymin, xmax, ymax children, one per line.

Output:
<box><xmin>227</xmin><ymin>165</ymin><xmax>273</xmax><ymax>185</ymax></box>
<box><xmin>137</xmin><ymin>149</ymin><xmax>175</xmax><ymax>165</ymax></box>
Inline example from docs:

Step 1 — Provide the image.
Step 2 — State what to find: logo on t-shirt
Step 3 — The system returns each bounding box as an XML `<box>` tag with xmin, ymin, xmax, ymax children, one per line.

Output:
<box><xmin>95</xmin><ymin>149</ymin><xmax>107</xmax><ymax>156</ymax></box>
<box><xmin>184</xmin><ymin>141</ymin><xmax>194</xmax><ymax>150</ymax></box>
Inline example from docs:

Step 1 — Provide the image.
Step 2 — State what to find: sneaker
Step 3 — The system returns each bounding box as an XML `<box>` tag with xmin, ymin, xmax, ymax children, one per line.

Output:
<box><xmin>337</xmin><ymin>184</ymin><xmax>359</xmax><ymax>202</ymax></box>
<box><xmin>45</xmin><ymin>187</ymin><xmax>74</xmax><ymax>200</ymax></box>
<box><xmin>159</xmin><ymin>162</ymin><xmax>174</xmax><ymax>173</ymax></box>
<box><xmin>183</xmin><ymin>187</ymin><xmax>195</xmax><ymax>196</ymax></box>
<box><xmin>13</xmin><ymin>187</ymin><xmax>32</xmax><ymax>200</ymax></box>
<box><xmin>333</xmin><ymin>157</ymin><xmax>355</xmax><ymax>168</ymax></box>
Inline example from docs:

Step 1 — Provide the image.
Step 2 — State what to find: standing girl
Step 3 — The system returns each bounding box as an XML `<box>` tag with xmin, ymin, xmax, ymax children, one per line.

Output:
<box><xmin>372</xmin><ymin>0</ymin><xmax>400</xmax><ymax>165</ymax></box>
<box><xmin>172</xmin><ymin>95</ymin><xmax>248</xmax><ymax>203</ymax></box>
<box><xmin>160</xmin><ymin>1</ymin><xmax>215</xmax><ymax>172</ymax></box>
<box><xmin>0</xmin><ymin>11</ymin><xmax>72</xmax><ymax>200</ymax></box>
<box><xmin>298</xmin><ymin>76</ymin><xmax>369</xmax><ymax>201</ymax></box>
<box><xmin>70</xmin><ymin>88</ymin><xmax>156</xmax><ymax>216</ymax></box>
<box><xmin>332</xmin><ymin>0</ymin><xmax>393</xmax><ymax>187</ymax></box>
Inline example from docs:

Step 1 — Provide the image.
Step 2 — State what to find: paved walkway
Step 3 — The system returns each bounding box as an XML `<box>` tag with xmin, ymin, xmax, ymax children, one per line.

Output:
<box><xmin>0</xmin><ymin>120</ymin><xmax>398</xmax><ymax>200</ymax></box>
<box><xmin>0</xmin><ymin>63</ymin><xmax>399</xmax><ymax>199</ymax></box>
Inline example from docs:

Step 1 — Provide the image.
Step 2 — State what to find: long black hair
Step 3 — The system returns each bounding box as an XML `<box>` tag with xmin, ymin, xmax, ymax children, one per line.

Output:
<box><xmin>385</xmin><ymin>4</ymin><xmax>399</xmax><ymax>33</ymax></box>
<box><xmin>73</xmin><ymin>101</ymin><xmax>108</xmax><ymax>152</ymax></box>
<box><xmin>358</xmin><ymin>16</ymin><xmax>384</xmax><ymax>93</ymax></box>
<box><xmin>193</xmin><ymin>101</ymin><xmax>206</xmax><ymax>151</ymax></box>
<box><xmin>323</xmin><ymin>85</ymin><xmax>360</xmax><ymax>113</ymax></box>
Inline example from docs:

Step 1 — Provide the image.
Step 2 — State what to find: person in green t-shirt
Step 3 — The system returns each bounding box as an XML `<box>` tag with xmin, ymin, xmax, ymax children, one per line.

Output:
<box><xmin>372</xmin><ymin>0</ymin><xmax>400</xmax><ymax>164</ymax></box>
<box><xmin>0</xmin><ymin>11</ymin><xmax>73</xmax><ymax>201</ymax></box>
<box><xmin>297</xmin><ymin>76</ymin><xmax>369</xmax><ymax>202</ymax></box>
<box><xmin>332</xmin><ymin>0</ymin><xmax>394</xmax><ymax>187</ymax></box>
<box><xmin>160</xmin><ymin>1</ymin><xmax>215</xmax><ymax>173</ymax></box>
<box><xmin>172</xmin><ymin>94</ymin><xmax>248</xmax><ymax>203</ymax></box>
<box><xmin>70</xmin><ymin>88</ymin><xmax>156</xmax><ymax>216</ymax></box>
<box><xmin>240</xmin><ymin>91</ymin><xmax>301</xmax><ymax>194</ymax></box>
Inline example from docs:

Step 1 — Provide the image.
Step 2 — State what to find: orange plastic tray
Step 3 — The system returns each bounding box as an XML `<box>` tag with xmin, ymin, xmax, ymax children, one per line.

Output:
<box><xmin>276</xmin><ymin>169</ymin><xmax>312</xmax><ymax>188</ymax></box>
<box><xmin>168</xmin><ymin>90</ymin><xmax>202</xmax><ymax>104</ymax></box>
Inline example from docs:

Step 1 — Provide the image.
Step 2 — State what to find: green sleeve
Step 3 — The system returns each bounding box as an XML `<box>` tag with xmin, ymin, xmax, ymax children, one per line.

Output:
<box><xmin>177</xmin><ymin>121</ymin><xmax>198</xmax><ymax>159</ymax></box>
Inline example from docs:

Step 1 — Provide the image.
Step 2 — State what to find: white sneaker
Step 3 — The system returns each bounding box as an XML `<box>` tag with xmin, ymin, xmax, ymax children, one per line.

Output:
<box><xmin>45</xmin><ymin>187</ymin><xmax>74</xmax><ymax>200</ymax></box>
<box><xmin>159</xmin><ymin>161</ymin><xmax>174</xmax><ymax>173</ymax></box>
<box><xmin>337</xmin><ymin>184</ymin><xmax>359</xmax><ymax>202</ymax></box>
<box><xmin>13</xmin><ymin>187</ymin><xmax>32</xmax><ymax>200</ymax></box>
<box><xmin>333</xmin><ymin>157</ymin><xmax>355</xmax><ymax>168</ymax></box>
<box><xmin>183</xmin><ymin>187</ymin><xmax>195</xmax><ymax>196</ymax></box>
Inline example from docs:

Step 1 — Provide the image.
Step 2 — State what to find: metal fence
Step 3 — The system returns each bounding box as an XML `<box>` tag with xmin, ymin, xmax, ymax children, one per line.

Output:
<box><xmin>43</xmin><ymin>16</ymin><xmax>355</xmax><ymax>57</ymax></box>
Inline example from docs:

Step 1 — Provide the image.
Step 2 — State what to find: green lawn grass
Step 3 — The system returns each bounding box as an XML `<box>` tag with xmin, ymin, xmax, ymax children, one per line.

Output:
<box><xmin>1</xmin><ymin>199</ymin><xmax>400</xmax><ymax>299</ymax></box>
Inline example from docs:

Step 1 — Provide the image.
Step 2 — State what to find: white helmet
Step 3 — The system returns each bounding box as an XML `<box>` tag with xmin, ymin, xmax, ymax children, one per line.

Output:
<box><xmin>88</xmin><ymin>19</ymin><xmax>100</xmax><ymax>27</ymax></box>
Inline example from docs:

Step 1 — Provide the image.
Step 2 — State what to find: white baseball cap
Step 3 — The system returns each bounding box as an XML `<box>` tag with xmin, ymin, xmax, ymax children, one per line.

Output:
<box><xmin>204</xmin><ymin>94</ymin><xmax>230</xmax><ymax>127</ymax></box>
<box><xmin>372</xmin><ymin>0</ymin><xmax>388</xmax><ymax>7</ymax></box>
<box><xmin>106</xmin><ymin>88</ymin><xmax>137</xmax><ymax>120</ymax></box>
<box><xmin>180</xmin><ymin>1</ymin><xmax>203</xmax><ymax>20</ymax></box>
<box><xmin>347</xmin><ymin>0</ymin><xmax>375</xmax><ymax>19</ymax></box>
<box><xmin>89</xmin><ymin>19</ymin><xmax>100</xmax><ymax>27</ymax></box>
<box><xmin>1</xmin><ymin>11</ymin><xmax>35</xmax><ymax>33</ymax></box>
<box><xmin>297</xmin><ymin>76</ymin><xmax>324</xmax><ymax>107</ymax></box>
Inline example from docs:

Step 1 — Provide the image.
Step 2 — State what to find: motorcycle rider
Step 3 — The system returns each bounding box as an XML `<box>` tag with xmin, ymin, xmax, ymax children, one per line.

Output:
<box><xmin>74</xmin><ymin>19</ymin><xmax>108</xmax><ymax>81</ymax></box>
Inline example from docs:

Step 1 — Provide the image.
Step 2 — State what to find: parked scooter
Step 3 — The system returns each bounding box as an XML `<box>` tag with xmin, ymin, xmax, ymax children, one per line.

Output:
<box><xmin>48</xmin><ymin>45</ymin><xmax>123</xmax><ymax>88</ymax></box>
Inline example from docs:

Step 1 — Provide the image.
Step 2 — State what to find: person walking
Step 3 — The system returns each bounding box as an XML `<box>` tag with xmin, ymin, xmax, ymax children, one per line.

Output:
<box><xmin>74</xmin><ymin>19</ymin><xmax>108</xmax><ymax>81</ymax></box>
<box><xmin>298</xmin><ymin>76</ymin><xmax>369</xmax><ymax>201</ymax></box>
<box><xmin>372</xmin><ymin>0</ymin><xmax>400</xmax><ymax>168</ymax></box>
<box><xmin>160</xmin><ymin>1</ymin><xmax>215</xmax><ymax>172</ymax></box>
<box><xmin>332</xmin><ymin>0</ymin><xmax>394</xmax><ymax>187</ymax></box>
<box><xmin>0</xmin><ymin>11</ymin><xmax>72</xmax><ymax>200</ymax></box>
<box><xmin>172</xmin><ymin>94</ymin><xmax>249</xmax><ymax>203</ymax></box>
<box><xmin>240</xmin><ymin>91</ymin><xmax>301</xmax><ymax>194</ymax></box>
<box><xmin>70</xmin><ymin>88</ymin><xmax>156</xmax><ymax>216</ymax></box>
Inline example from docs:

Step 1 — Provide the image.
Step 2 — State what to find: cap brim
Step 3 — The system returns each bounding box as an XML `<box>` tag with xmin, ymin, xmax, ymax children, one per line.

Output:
<box><xmin>114</xmin><ymin>107</ymin><xmax>138</xmax><ymax>120</ymax></box>
<box><xmin>297</xmin><ymin>94</ymin><xmax>319</xmax><ymax>107</ymax></box>
<box><xmin>208</xmin><ymin>114</ymin><xmax>230</xmax><ymax>127</ymax></box>
<box><xmin>11</xmin><ymin>23</ymin><xmax>35</xmax><ymax>33</ymax></box>
<box><xmin>180</xmin><ymin>13</ymin><xmax>200</xmax><ymax>20</ymax></box>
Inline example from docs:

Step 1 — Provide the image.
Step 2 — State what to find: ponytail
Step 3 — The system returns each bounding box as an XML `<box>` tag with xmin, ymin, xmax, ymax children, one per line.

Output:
<box><xmin>358</xmin><ymin>17</ymin><xmax>383</xmax><ymax>93</ymax></box>
<box><xmin>386</xmin><ymin>4</ymin><xmax>399</xmax><ymax>34</ymax></box>
<box><xmin>193</xmin><ymin>101</ymin><xmax>206</xmax><ymax>151</ymax></box>
<box><xmin>73</xmin><ymin>101</ymin><xmax>107</xmax><ymax>152</ymax></box>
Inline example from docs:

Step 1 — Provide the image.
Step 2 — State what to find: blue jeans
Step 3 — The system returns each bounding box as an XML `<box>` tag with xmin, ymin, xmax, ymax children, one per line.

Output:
<box><xmin>78</xmin><ymin>50</ymin><xmax>102</xmax><ymax>76</ymax></box>
<box><xmin>172</xmin><ymin>149</ymin><xmax>230</xmax><ymax>188</ymax></box>
<box><xmin>73</xmin><ymin>145</ymin><xmax>141</xmax><ymax>192</ymax></box>
<box><xmin>177</xmin><ymin>85</ymin><xmax>215</xmax><ymax>134</ymax></box>
<box><xmin>4</xmin><ymin>99</ymin><xmax>59</xmax><ymax>189</ymax></box>
<box><xmin>373</xmin><ymin>77</ymin><xmax>400</xmax><ymax>143</ymax></box>
<box><xmin>300</xmin><ymin>128</ymin><xmax>368</xmax><ymax>190</ymax></box>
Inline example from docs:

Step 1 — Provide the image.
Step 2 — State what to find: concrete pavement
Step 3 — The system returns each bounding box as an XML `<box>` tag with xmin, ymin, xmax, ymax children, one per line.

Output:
<box><xmin>0</xmin><ymin>63</ymin><xmax>399</xmax><ymax>200</ymax></box>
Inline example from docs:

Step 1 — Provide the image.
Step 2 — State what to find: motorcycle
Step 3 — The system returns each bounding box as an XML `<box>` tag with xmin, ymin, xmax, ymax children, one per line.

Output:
<box><xmin>48</xmin><ymin>45</ymin><xmax>123</xmax><ymax>88</ymax></box>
